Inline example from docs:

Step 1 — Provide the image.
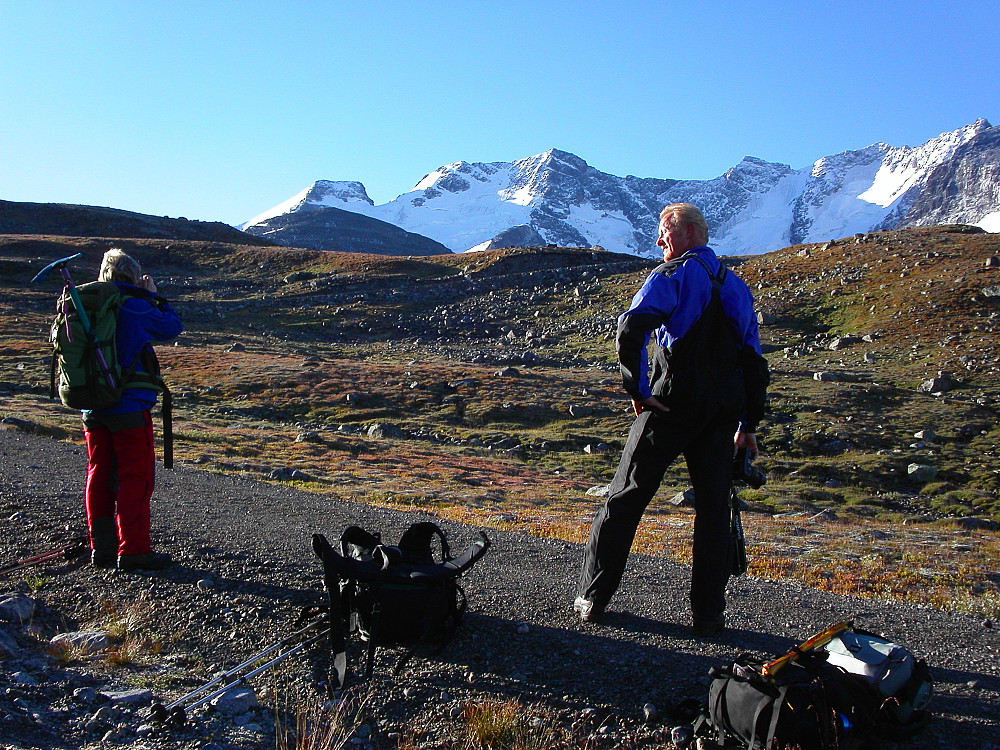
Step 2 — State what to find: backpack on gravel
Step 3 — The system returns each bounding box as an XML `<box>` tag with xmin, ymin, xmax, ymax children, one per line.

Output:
<box><xmin>49</xmin><ymin>280</ymin><xmax>166</xmax><ymax>411</ymax></box>
<box><xmin>698</xmin><ymin>622</ymin><xmax>932</xmax><ymax>749</ymax></box>
<box><xmin>312</xmin><ymin>522</ymin><xmax>490</xmax><ymax>690</ymax></box>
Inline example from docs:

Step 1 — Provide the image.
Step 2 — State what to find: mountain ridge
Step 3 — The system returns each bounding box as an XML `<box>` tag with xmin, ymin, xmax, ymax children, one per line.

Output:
<box><xmin>243</xmin><ymin>119</ymin><xmax>999</xmax><ymax>257</ymax></box>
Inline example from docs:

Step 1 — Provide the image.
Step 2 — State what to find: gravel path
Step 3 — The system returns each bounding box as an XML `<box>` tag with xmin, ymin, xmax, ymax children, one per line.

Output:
<box><xmin>1</xmin><ymin>425</ymin><xmax>998</xmax><ymax>749</ymax></box>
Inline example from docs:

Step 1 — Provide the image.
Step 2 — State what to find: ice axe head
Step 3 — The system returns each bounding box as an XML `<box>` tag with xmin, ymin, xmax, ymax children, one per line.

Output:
<box><xmin>31</xmin><ymin>253</ymin><xmax>84</xmax><ymax>284</ymax></box>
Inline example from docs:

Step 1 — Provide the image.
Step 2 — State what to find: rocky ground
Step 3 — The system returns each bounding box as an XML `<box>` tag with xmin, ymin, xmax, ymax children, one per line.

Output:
<box><xmin>2</xmin><ymin>426</ymin><xmax>999</xmax><ymax>750</ymax></box>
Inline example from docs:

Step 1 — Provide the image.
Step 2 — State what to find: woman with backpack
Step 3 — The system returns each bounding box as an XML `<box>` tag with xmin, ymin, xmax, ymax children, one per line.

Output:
<box><xmin>83</xmin><ymin>248</ymin><xmax>183</xmax><ymax>571</ymax></box>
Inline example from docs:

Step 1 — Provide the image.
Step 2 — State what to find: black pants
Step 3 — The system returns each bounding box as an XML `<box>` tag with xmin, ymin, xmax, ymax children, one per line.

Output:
<box><xmin>578</xmin><ymin>405</ymin><xmax>737</xmax><ymax>621</ymax></box>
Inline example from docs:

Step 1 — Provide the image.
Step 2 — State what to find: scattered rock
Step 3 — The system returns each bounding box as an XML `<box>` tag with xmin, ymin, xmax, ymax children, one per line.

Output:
<box><xmin>102</xmin><ymin>688</ymin><xmax>154</xmax><ymax>706</ymax></box>
<box><xmin>366</xmin><ymin>423</ymin><xmax>405</xmax><ymax>440</ymax></box>
<box><xmin>0</xmin><ymin>593</ymin><xmax>35</xmax><ymax>624</ymax></box>
<box><xmin>50</xmin><ymin>630</ymin><xmax>111</xmax><ymax>655</ymax></box>
<box><xmin>670</xmin><ymin>489</ymin><xmax>696</xmax><ymax>507</ymax></box>
<box><xmin>906</xmin><ymin>464</ymin><xmax>937</xmax><ymax>483</ymax></box>
<box><xmin>211</xmin><ymin>686</ymin><xmax>259</xmax><ymax>716</ymax></box>
<box><xmin>918</xmin><ymin>371</ymin><xmax>957</xmax><ymax>394</ymax></box>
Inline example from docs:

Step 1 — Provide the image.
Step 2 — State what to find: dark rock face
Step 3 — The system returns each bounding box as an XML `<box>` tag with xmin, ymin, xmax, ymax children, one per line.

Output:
<box><xmin>896</xmin><ymin>125</ymin><xmax>1000</xmax><ymax>227</ymax></box>
<box><xmin>243</xmin><ymin>204</ymin><xmax>450</xmax><ymax>255</ymax></box>
<box><xmin>482</xmin><ymin>225</ymin><xmax>547</xmax><ymax>250</ymax></box>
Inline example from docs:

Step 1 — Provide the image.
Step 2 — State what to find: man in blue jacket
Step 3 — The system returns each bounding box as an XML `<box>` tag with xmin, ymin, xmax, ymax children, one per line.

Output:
<box><xmin>575</xmin><ymin>203</ymin><xmax>768</xmax><ymax>635</ymax></box>
<box><xmin>84</xmin><ymin>249</ymin><xmax>183</xmax><ymax>571</ymax></box>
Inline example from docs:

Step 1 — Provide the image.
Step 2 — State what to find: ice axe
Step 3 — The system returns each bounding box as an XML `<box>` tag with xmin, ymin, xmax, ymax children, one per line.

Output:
<box><xmin>760</xmin><ymin>621</ymin><xmax>852</xmax><ymax>679</ymax></box>
<box><xmin>32</xmin><ymin>253</ymin><xmax>117</xmax><ymax>391</ymax></box>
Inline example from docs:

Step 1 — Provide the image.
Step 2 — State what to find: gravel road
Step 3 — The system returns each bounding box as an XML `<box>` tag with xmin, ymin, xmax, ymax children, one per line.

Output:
<box><xmin>1</xmin><ymin>424</ymin><xmax>998</xmax><ymax>749</ymax></box>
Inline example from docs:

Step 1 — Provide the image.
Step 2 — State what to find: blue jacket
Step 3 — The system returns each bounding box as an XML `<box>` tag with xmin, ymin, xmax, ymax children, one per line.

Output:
<box><xmin>91</xmin><ymin>283</ymin><xmax>183</xmax><ymax>415</ymax></box>
<box><xmin>617</xmin><ymin>246</ymin><xmax>765</xmax><ymax>426</ymax></box>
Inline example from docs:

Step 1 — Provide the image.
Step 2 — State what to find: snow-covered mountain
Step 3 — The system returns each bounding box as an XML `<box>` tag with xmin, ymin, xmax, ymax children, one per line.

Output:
<box><xmin>241</xmin><ymin>119</ymin><xmax>999</xmax><ymax>257</ymax></box>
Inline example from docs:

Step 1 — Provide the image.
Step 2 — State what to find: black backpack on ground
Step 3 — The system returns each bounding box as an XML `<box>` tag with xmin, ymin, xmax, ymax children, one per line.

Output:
<box><xmin>699</xmin><ymin>623</ymin><xmax>932</xmax><ymax>749</ymax></box>
<box><xmin>312</xmin><ymin>522</ymin><xmax>490</xmax><ymax>691</ymax></box>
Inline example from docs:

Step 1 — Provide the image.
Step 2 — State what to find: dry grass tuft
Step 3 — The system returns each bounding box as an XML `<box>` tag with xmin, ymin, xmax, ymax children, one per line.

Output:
<box><xmin>275</xmin><ymin>691</ymin><xmax>371</xmax><ymax>750</ymax></box>
<box><xmin>461</xmin><ymin>698</ymin><xmax>568</xmax><ymax>750</ymax></box>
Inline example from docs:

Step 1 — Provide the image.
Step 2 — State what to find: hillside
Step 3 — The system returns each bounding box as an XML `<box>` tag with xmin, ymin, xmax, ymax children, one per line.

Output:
<box><xmin>0</xmin><ymin>199</ymin><xmax>276</xmax><ymax>246</ymax></box>
<box><xmin>2</xmin><ymin>228</ymin><xmax>1000</xmax><ymax>573</ymax></box>
<box><xmin>1</xmin><ymin>226</ymin><xmax>999</xmax><ymax>747</ymax></box>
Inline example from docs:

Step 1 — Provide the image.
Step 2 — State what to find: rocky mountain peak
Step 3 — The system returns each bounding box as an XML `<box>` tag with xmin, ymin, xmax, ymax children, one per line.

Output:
<box><xmin>301</xmin><ymin>180</ymin><xmax>374</xmax><ymax>208</ymax></box>
<box><xmin>243</xmin><ymin>119</ymin><xmax>1000</xmax><ymax>257</ymax></box>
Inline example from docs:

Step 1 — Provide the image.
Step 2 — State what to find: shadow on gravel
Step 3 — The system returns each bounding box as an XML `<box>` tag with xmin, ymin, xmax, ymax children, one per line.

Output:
<box><xmin>150</xmin><ymin>564</ymin><xmax>320</xmax><ymax>606</ymax></box>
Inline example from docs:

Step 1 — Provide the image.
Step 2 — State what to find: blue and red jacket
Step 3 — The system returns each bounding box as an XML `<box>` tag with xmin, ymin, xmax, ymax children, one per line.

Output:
<box><xmin>89</xmin><ymin>283</ymin><xmax>183</xmax><ymax>415</ymax></box>
<box><xmin>617</xmin><ymin>246</ymin><xmax>766</xmax><ymax>430</ymax></box>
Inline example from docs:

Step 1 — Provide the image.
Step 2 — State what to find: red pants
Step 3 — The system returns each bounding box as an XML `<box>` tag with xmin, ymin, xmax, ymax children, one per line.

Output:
<box><xmin>83</xmin><ymin>411</ymin><xmax>155</xmax><ymax>556</ymax></box>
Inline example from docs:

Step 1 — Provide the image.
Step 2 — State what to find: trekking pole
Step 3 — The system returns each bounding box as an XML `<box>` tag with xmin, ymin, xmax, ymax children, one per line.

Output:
<box><xmin>731</xmin><ymin>488</ymin><xmax>748</xmax><ymax>576</ymax></box>
<box><xmin>760</xmin><ymin>621</ymin><xmax>851</xmax><ymax>679</ymax></box>
<box><xmin>0</xmin><ymin>541</ymin><xmax>86</xmax><ymax>576</ymax></box>
<box><xmin>148</xmin><ymin>616</ymin><xmax>330</xmax><ymax>726</ymax></box>
<box><xmin>31</xmin><ymin>253</ymin><xmax>117</xmax><ymax>390</ymax></box>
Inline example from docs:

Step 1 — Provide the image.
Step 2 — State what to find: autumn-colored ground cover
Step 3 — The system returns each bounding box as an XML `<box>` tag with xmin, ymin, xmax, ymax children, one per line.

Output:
<box><xmin>2</xmin><ymin>228</ymin><xmax>999</xmax><ymax>618</ymax></box>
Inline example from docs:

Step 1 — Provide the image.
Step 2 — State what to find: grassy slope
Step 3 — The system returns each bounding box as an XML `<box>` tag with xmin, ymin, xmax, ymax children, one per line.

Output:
<box><xmin>1</xmin><ymin>228</ymin><xmax>999</xmax><ymax>617</ymax></box>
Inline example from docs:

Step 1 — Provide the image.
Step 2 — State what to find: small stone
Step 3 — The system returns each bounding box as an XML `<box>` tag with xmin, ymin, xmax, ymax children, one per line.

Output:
<box><xmin>671</xmin><ymin>724</ymin><xmax>693</xmax><ymax>746</ymax></box>
<box><xmin>642</xmin><ymin>703</ymin><xmax>658</xmax><ymax>723</ymax></box>
<box><xmin>74</xmin><ymin>687</ymin><xmax>98</xmax><ymax>703</ymax></box>
<box><xmin>211</xmin><ymin>686</ymin><xmax>258</xmax><ymax>716</ymax></box>
<box><xmin>516</xmin><ymin>623</ymin><xmax>530</xmax><ymax>635</ymax></box>
<box><xmin>51</xmin><ymin>629</ymin><xmax>110</xmax><ymax>655</ymax></box>
<box><xmin>0</xmin><ymin>593</ymin><xmax>36</xmax><ymax>624</ymax></box>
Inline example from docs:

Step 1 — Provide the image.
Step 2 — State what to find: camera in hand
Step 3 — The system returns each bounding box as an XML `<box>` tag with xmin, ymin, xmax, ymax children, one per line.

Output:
<box><xmin>733</xmin><ymin>447</ymin><xmax>766</xmax><ymax>489</ymax></box>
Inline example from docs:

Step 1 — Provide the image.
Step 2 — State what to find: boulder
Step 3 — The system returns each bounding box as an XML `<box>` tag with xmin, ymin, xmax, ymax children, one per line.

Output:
<box><xmin>906</xmin><ymin>464</ymin><xmax>938</xmax><ymax>483</ymax></box>
<box><xmin>366</xmin><ymin>423</ymin><xmax>405</xmax><ymax>440</ymax></box>
<box><xmin>50</xmin><ymin>630</ymin><xmax>111</xmax><ymax>655</ymax></box>
<box><xmin>0</xmin><ymin>593</ymin><xmax>35</xmax><ymax>624</ymax></box>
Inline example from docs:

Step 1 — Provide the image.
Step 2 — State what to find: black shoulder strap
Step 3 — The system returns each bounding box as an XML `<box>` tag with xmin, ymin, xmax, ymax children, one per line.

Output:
<box><xmin>398</xmin><ymin>522</ymin><xmax>451</xmax><ymax>564</ymax></box>
<box><xmin>654</xmin><ymin>253</ymin><xmax>727</xmax><ymax>289</ymax></box>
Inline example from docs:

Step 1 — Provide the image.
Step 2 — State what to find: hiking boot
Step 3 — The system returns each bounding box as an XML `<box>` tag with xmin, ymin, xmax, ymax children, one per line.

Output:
<box><xmin>574</xmin><ymin>596</ymin><xmax>604</xmax><ymax>624</ymax></box>
<box><xmin>91</xmin><ymin>551</ymin><xmax>117</xmax><ymax>568</ymax></box>
<box><xmin>90</xmin><ymin>516</ymin><xmax>117</xmax><ymax>568</ymax></box>
<box><xmin>118</xmin><ymin>552</ymin><xmax>173</xmax><ymax>571</ymax></box>
<box><xmin>692</xmin><ymin>613</ymin><xmax>726</xmax><ymax>637</ymax></box>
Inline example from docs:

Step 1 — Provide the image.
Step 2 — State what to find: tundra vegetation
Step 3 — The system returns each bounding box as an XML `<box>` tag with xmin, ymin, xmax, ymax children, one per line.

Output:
<box><xmin>1</xmin><ymin>225</ymin><xmax>999</xmax><ymax>625</ymax></box>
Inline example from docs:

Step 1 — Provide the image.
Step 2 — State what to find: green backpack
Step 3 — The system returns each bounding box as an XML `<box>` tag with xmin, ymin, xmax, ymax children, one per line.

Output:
<box><xmin>49</xmin><ymin>280</ymin><xmax>164</xmax><ymax>410</ymax></box>
<box><xmin>48</xmin><ymin>281</ymin><xmax>173</xmax><ymax>467</ymax></box>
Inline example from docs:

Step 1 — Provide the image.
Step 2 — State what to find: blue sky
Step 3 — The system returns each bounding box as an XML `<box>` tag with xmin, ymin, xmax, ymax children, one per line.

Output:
<box><xmin>2</xmin><ymin>1</ymin><xmax>997</xmax><ymax>227</ymax></box>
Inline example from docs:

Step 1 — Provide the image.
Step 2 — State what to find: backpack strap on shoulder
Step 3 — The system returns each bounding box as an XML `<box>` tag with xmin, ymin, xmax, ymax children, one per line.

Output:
<box><xmin>685</xmin><ymin>253</ymin><xmax>727</xmax><ymax>289</ymax></box>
